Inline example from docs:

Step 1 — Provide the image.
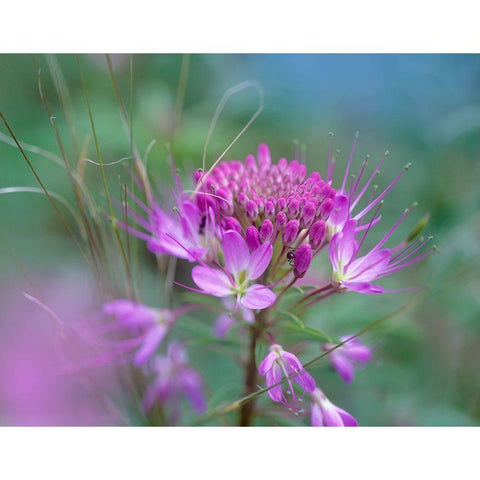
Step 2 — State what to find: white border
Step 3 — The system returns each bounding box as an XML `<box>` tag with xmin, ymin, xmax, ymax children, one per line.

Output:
<box><xmin>1</xmin><ymin>1</ymin><xmax>479</xmax><ymax>53</ymax></box>
<box><xmin>0</xmin><ymin>427</ymin><xmax>477</xmax><ymax>478</ymax></box>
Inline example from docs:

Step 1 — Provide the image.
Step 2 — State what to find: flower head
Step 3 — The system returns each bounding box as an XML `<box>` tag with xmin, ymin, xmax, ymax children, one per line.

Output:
<box><xmin>258</xmin><ymin>344</ymin><xmax>316</xmax><ymax>409</ymax></box>
<box><xmin>310</xmin><ymin>388</ymin><xmax>358</xmax><ymax>427</ymax></box>
<box><xmin>192</xmin><ymin>230</ymin><xmax>276</xmax><ymax>310</ymax></box>
<box><xmin>195</xmin><ymin>144</ymin><xmax>336</xmax><ymax>256</ymax></box>
<box><xmin>323</xmin><ymin>336</ymin><xmax>372</xmax><ymax>383</ymax></box>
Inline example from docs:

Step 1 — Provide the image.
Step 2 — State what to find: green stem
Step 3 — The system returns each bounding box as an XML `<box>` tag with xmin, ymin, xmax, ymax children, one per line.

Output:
<box><xmin>238</xmin><ymin>310</ymin><xmax>266</xmax><ymax>426</ymax></box>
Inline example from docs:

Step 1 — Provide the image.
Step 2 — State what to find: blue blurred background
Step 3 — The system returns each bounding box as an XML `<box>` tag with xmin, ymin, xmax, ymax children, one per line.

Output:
<box><xmin>0</xmin><ymin>54</ymin><xmax>479</xmax><ymax>425</ymax></box>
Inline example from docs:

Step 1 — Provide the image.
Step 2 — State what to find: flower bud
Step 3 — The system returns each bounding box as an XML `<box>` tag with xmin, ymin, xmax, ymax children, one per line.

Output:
<box><xmin>297</xmin><ymin>164</ymin><xmax>307</xmax><ymax>181</ymax></box>
<box><xmin>245</xmin><ymin>154</ymin><xmax>257</xmax><ymax>171</ymax></box>
<box><xmin>193</xmin><ymin>169</ymin><xmax>204</xmax><ymax>184</ymax></box>
<box><xmin>258</xmin><ymin>143</ymin><xmax>271</xmax><ymax>168</ymax></box>
<box><xmin>311</xmin><ymin>182</ymin><xmax>329</xmax><ymax>200</ymax></box>
<box><xmin>246</xmin><ymin>226</ymin><xmax>261</xmax><ymax>251</ymax></box>
<box><xmin>264</xmin><ymin>200</ymin><xmax>275</xmax><ymax>219</ymax></box>
<box><xmin>294</xmin><ymin>244</ymin><xmax>312</xmax><ymax>278</ymax></box>
<box><xmin>319</xmin><ymin>198</ymin><xmax>334</xmax><ymax>220</ymax></box>
<box><xmin>246</xmin><ymin>200</ymin><xmax>259</xmax><ymax>221</ymax></box>
<box><xmin>238</xmin><ymin>192</ymin><xmax>249</xmax><ymax>208</ymax></box>
<box><xmin>196</xmin><ymin>192</ymin><xmax>215</xmax><ymax>212</ymax></box>
<box><xmin>259</xmin><ymin>219</ymin><xmax>274</xmax><ymax>242</ymax></box>
<box><xmin>282</xmin><ymin>219</ymin><xmax>299</xmax><ymax>246</ymax></box>
<box><xmin>277</xmin><ymin>197</ymin><xmax>286</xmax><ymax>211</ymax></box>
<box><xmin>300</xmin><ymin>201</ymin><xmax>317</xmax><ymax>229</ymax></box>
<box><xmin>275</xmin><ymin>211</ymin><xmax>287</xmax><ymax>230</ymax></box>
<box><xmin>309</xmin><ymin>220</ymin><xmax>326</xmax><ymax>249</ymax></box>
<box><xmin>224</xmin><ymin>216</ymin><xmax>242</xmax><ymax>234</ymax></box>
<box><xmin>288</xmin><ymin>160</ymin><xmax>299</xmax><ymax>174</ymax></box>
<box><xmin>287</xmin><ymin>197</ymin><xmax>300</xmax><ymax>218</ymax></box>
<box><xmin>278</xmin><ymin>158</ymin><xmax>288</xmax><ymax>171</ymax></box>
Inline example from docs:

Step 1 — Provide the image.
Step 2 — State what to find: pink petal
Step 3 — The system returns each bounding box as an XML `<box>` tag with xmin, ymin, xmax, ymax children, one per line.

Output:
<box><xmin>213</xmin><ymin>313</ymin><xmax>235</xmax><ymax>338</ymax></box>
<box><xmin>103</xmin><ymin>300</ymin><xmax>157</xmax><ymax>327</ymax></box>
<box><xmin>266</xmin><ymin>363</ymin><xmax>283</xmax><ymax>403</ymax></box>
<box><xmin>341</xmin><ymin>280</ymin><xmax>384</xmax><ymax>294</ymax></box>
<box><xmin>179</xmin><ymin>369</ymin><xmax>206</xmax><ymax>414</ymax></box>
<box><xmin>336</xmin><ymin>406</ymin><xmax>358</xmax><ymax>426</ymax></box>
<box><xmin>329</xmin><ymin>194</ymin><xmax>350</xmax><ymax>227</ymax></box>
<box><xmin>239</xmin><ymin>305</ymin><xmax>254</xmax><ymax>323</ymax></box>
<box><xmin>322</xmin><ymin>401</ymin><xmax>345</xmax><ymax>426</ymax></box>
<box><xmin>223</xmin><ymin>230</ymin><xmax>249</xmax><ymax>276</ymax></box>
<box><xmin>311</xmin><ymin>403</ymin><xmax>324</xmax><ymax>426</ymax></box>
<box><xmin>336</xmin><ymin>219</ymin><xmax>357</xmax><ymax>266</ymax></box>
<box><xmin>241</xmin><ymin>284</ymin><xmax>276</xmax><ymax>310</ymax></box>
<box><xmin>347</xmin><ymin>248</ymin><xmax>391</xmax><ymax>282</ymax></box>
<box><xmin>133</xmin><ymin>325</ymin><xmax>167</xmax><ymax>365</ymax></box>
<box><xmin>281</xmin><ymin>352</ymin><xmax>316</xmax><ymax>392</ymax></box>
<box><xmin>330</xmin><ymin>354</ymin><xmax>355</xmax><ymax>383</ymax></box>
<box><xmin>345</xmin><ymin>345</ymin><xmax>372</xmax><ymax>363</ymax></box>
<box><xmin>290</xmin><ymin>368</ymin><xmax>316</xmax><ymax>393</ymax></box>
<box><xmin>192</xmin><ymin>266</ymin><xmax>232</xmax><ymax>297</ymax></box>
<box><xmin>246</xmin><ymin>241</ymin><xmax>273</xmax><ymax>280</ymax></box>
<box><xmin>258</xmin><ymin>351</ymin><xmax>277</xmax><ymax>375</ymax></box>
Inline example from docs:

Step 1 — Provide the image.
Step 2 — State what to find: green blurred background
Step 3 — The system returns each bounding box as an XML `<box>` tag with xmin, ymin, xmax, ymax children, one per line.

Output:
<box><xmin>0</xmin><ymin>54</ymin><xmax>479</xmax><ymax>425</ymax></box>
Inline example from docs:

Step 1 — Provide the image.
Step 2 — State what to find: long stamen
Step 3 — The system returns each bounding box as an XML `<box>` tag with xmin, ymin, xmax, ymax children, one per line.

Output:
<box><xmin>340</xmin><ymin>133</ymin><xmax>359</xmax><ymax>193</ymax></box>
<box><xmin>350</xmin><ymin>151</ymin><xmax>389</xmax><ymax>211</ymax></box>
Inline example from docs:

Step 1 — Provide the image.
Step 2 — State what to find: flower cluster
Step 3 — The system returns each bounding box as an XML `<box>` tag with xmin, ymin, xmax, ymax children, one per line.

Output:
<box><xmin>100</xmin><ymin>139</ymin><xmax>433</xmax><ymax>426</ymax></box>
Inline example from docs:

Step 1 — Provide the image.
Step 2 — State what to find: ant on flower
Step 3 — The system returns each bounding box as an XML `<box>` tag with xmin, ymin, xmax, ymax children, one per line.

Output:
<box><xmin>286</xmin><ymin>248</ymin><xmax>296</xmax><ymax>266</ymax></box>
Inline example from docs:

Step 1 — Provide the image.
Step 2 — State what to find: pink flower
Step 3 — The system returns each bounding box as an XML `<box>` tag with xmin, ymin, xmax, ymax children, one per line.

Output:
<box><xmin>103</xmin><ymin>300</ymin><xmax>178</xmax><ymax>366</ymax></box>
<box><xmin>258</xmin><ymin>344</ymin><xmax>316</xmax><ymax>408</ymax></box>
<box><xmin>118</xmin><ymin>190</ymin><xmax>217</xmax><ymax>262</ymax></box>
<box><xmin>192</xmin><ymin>230</ymin><xmax>276</xmax><ymax>310</ymax></box>
<box><xmin>323</xmin><ymin>336</ymin><xmax>372</xmax><ymax>383</ymax></box>
<box><xmin>310</xmin><ymin>388</ymin><xmax>358</xmax><ymax>427</ymax></box>
<box><xmin>329</xmin><ymin>214</ymin><xmax>434</xmax><ymax>294</ymax></box>
<box><xmin>142</xmin><ymin>342</ymin><xmax>206</xmax><ymax>419</ymax></box>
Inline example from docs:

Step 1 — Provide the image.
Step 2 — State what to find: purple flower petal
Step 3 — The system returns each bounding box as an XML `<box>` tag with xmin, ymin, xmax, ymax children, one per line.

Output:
<box><xmin>103</xmin><ymin>300</ymin><xmax>157</xmax><ymax>327</ymax></box>
<box><xmin>345</xmin><ymin>345</ymin><xmax>372</xmax><ymax>363</ymax></box>
<box><xmin>246</xmin><ymin>241</ymin><xmax>273</xmax><ymax>280</ymax></box>
<box><xmin>192</xmin><ymin>266</ymin><xmax>232</xmax><ymax>297</ymax></box>
<box><xmin>330</xmin><ymin>353</ymin><xmax>355</xmax><ymax>383</ymax></box>
<box><xmin>341</xmin><ymin>280</ymin><xmax>384</xmax><ymax>294</ymax></box>
<box><xmin>213</xmin><ymin>313</ymin><xmax>235</xmax><ymax>338</ymax></box>
<box><xmin>311</xmin><ymin>403</ymin><xmax>324</xmax><ymax>426</ymax></box>
<box><xmin>133</xmin><ymin>325</ymin><xmax>167</xmax><ymax>365</ymax></box>
<box><xmin>258</xmin><ymin>351</ymin><xmax>277</xmax><ymax>375</ymax></box>
<box><xmin>179</xmin><ymin>369</ymin><xmax>206</xmax><ymax>414</ymax></box>
<box><xmin>336</xmin><ymin>406</ymin><xmax>358</xmax><ymax>426</ymax></box>
<box><xmin>336</xmin><ymin>219</ymin><xmax>357</xmax><ymax>266</ymax></box>
<box><xmin>239</xmin><ymin>305</ymin><xmax>254</xmax><ymax>323</ymax></box>
<box><xmin>241</xmin><ymin>284</ymin><xmax>276</xmax><ymax>310</ymax></box>
<box><xmin>282</xmin><ymin>352</ymin><xmax>316</xmax><ymax>393</ymax></box>
<box><xmin>329</xmin><ymin>194</ymin><xmax>350</xmax><ymax>227</ymax></box>
<box><xmin>266</xmin><ymin>363</ymin><xmax>283</xmax><ymax>403</ymax></box>
<box><xmin>347</xmin><ymin>248</ymin><xmax>391</xmax><ymax>282</ymax></box>
<box><xmin>321</xmin><ymin>401</ymin><xmax>345</xmax><ymax>426</ymax></box>
<box><xmin>223</xmin><ymin>230</ymin><xmax>249</xmax><ymax>276</ymax></box>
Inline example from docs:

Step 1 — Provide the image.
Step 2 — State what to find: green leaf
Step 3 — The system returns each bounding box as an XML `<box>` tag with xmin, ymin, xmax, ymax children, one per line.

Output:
<box><xmin>283</xmin><ymin>323</ymin><xmax>337</xmax><ymax>344</ymax></box>
<box><xmin>277</xmin><ymin>309</ymin><xmax>306</xmax><ymax>329</ymax></box>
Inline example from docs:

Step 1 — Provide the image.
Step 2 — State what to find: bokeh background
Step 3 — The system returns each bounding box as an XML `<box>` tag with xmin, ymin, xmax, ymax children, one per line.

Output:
<box><xmin>0</xmin><ymin>54</ymin><xmax>479</xmax><ymax>425</ymax></box>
